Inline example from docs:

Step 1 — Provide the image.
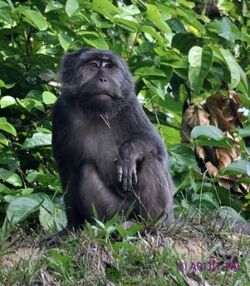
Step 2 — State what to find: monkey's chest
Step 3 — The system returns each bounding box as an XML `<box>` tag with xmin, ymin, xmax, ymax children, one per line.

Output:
<box><xmin>81</xmin><ymin>127</ymin><xmax>120</xmax><ymax>179</ymax></box>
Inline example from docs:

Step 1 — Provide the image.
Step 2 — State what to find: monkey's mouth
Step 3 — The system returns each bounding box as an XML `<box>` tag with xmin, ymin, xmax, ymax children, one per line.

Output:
<box><xmin>94</xmin><ymin>93</ymin><xmax>112</xmax><ymax>100</ymax></box>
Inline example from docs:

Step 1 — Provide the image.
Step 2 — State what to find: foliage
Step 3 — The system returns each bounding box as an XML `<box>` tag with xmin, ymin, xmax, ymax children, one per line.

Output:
<box><xmin>0</xmin><ymin>0</ymin><xmax>249</xmax><ymax>230</ymax></box>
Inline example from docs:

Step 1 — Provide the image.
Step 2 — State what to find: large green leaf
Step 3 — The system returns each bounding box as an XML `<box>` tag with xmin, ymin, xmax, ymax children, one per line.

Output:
<box><xmin>192</xmin><ymin>192</ymin><xmax>219</xmax><ymax>212</ymax></box>
<box><xmin>0</xmin><ymin>80</ymin><xmax>15</xmax><ymax>89</ymax></box>
<box><xmin>239</xmin><ymin>125</ymin><xmax>250</xmax><ymax>138</ymax></box>
<box><xmin>42</xmin><ymin>91</ymin><xmax>57</xmax><ymax>105</ymax></box>
<box><xmin>191</xmin><ymin>125</ymin><xmax>224</xmax><ymax>141</ymax></box>
<box><xmin>18</xmin><ymin>7</ymin><xmax>48</xmax><ymax>31</ymax></box>
<box><xmin>0</xmin><ymin>133</ymin><xmax>9</xmax><ymax>146</ymax></box>
<box><xmin>6</xmin><ymin>193</ymin><xmax>46</xmax><ymax>224</ymax></box>
<box><xmin>146</xmin><ymin>4</ymin><xmax>172</xmax><ymax>45</ymax></box>
<box><xmin>160</xmin><ymin>125</ymin><xmax>181</xmax><ymax>146</ymax></box>
<box><xmin>91</xmin><ymin>0</ymin><xmax>119</xmax><ymax>19</ymax></box>
<box><xmin>135</xmin><ymin>67</ymin><xmax>167</xmax><ymax>77</ymax></box>
<box><xmin>81</xmin><ymin>32</ymin><xmax>109</xmax><ymax>49</ymax></box>
<box><xmin>17</xmin><ymin>98</ymin><xmax>44</xmax><ymax>112</ymax></box>
<box><xmin>221</xmin><ymin>160</ymin><xmax>250</xmax><ymax>176</ymax></box>
<box><xmin>169</xmin><ymin>144</ymin><xmax>197</xmax><ymax>171</ymax></box>
<box><xmin>22</xmin><ymin>132</ymin><xmax>52</xmax><ymax>149</ymax></box>
<box><xmin>219</xmin><ymin>49</ymin><xmax>243</xmax><ymax>89</ymax></box>
<box><xmin>220</xmin><ymin>17</ymin><xmax>241</xmax><ymax>41</ymax></box>
<box><xmin>141</xmin><ymin>25</ymin><xmax>163</xmax><ymax>43</ymax></box>
<box><xmin>195</xmin><ymin>138</ymin><xmax>233</xmax><ymax>148</ymax></box>
<box><xmin>208</xmin><ymin>17</ymin><xmax>241</xmax><ymax>42</ymax></box>
<box><xmin>58</xmin><ymin>32</ymin><xmax>74</xmax><ymax>51</ymax></box>
<box><xmin>0</xmin><ymin>96</ymin><xmax>16</xmax><ymax>108</ymax></box>
<box><xmin>0</xmin><ymin>117</ymin><xmax>16</xmax><ymax>136</ymax></box>
<box><xmin>188</xmin><ymin>46</ymin><xmax>213</xmax><ymax>94</ymax></box>
<box><xmin>0</xmin><ymin>168</ymin><xmax>22</xmax><ymax>187</ymax></box>
<box><xmin>39</xmin><ymin>198</ymin><xmax>67</xmax><ymax>232</ymax></box>
<box><xmin>45</xmin><ymin>1</ymin><xmax>64</xmax><ymax>13</ymax></box>
<box><xmin>114</xmin><ymin>16</ymin><xmax>139</xmax><ymax>32</ymax></box>
<box><xmin>65</xmin><ymin>0</ymin><xmax>79</xmax><ymax>17</ymax></box>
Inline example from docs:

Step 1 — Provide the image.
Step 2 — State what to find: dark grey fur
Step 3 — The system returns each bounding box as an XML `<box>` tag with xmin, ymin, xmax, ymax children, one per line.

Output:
<box><xmin>53</xmin><ymin>47</ymin><xmax>174</xmax><ymax>229</ymax></box>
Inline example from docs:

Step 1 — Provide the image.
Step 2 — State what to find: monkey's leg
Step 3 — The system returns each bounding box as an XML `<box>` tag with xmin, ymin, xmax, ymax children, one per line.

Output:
<box><xmin>64</xmin><ymin>174</ymin><xmax>85</xmax><ymax>229</ymax></box>
<box><xmin>78</xmin><ymin>164</ymin><xmax>131</xmax><ymax>222</ymax></box>
<box><xmin>135</xmin><ymin>155</ymin><xmax>174</xmax><ymax>223</ymax></box>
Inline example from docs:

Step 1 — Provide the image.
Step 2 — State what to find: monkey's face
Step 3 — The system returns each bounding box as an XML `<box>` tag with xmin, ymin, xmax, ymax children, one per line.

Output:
<box><xmin>61</xmin><ymin>48</ymin><xmax>133</xmax><ymax>113</ymax></box>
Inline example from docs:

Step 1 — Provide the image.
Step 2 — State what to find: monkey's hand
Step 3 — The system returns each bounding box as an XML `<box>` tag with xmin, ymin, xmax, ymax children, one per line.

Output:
<box><xmin>116</xmin><ymin>142</ymin><xmax>139</xmax><ymax>192</ymax></box>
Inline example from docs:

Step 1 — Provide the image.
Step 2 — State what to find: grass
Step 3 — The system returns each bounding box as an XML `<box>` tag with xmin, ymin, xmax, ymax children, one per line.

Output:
<box><xmin>0</xmin><ymin>218</ymin><xmax>249</xmax><ymax>286</ymax></box>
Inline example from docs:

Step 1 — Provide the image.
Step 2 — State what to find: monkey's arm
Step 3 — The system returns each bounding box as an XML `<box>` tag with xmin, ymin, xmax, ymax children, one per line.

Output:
<box><xmin>116</xmin><ymin>98</ymin><xmax>166</xmax><ymax>191</ymax></box>
<box><xmin>52</xmin><ymin>97</ymin><xmax>81</xmax><ymax>188</ymax></box>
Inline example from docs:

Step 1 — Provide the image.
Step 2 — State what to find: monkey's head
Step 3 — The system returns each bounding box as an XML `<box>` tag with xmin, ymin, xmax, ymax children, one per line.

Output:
<box><xmin>60</xmin><ymin>47</ymin><xmax>134</xmax><ymax>113</ymax></box>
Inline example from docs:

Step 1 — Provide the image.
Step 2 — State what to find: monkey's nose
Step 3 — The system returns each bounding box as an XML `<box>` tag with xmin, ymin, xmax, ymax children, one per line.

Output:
<box><xmin>99</xmin><ymin>77</ymin><xmax>107</xmax><ymax>83</ymax></box>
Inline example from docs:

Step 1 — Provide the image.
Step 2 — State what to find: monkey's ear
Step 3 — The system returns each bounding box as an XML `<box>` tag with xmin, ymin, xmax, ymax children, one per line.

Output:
<box><xmin>78</xmin><ymin>47</ymin><xmax>95</xmax><ymax>54</ymax></box>
<box><xmin>62</xmin><ymin>47</ymin><xmax>92</xmax><ymax>64</ymax></box>
<box><xmin>64</xmin><ymin>46</ymin><xmax>95</xmax><ymax>60</ymax></box>
<box><xmin>61</xmin><ymin>47</ymin><xmax>95</xmax><ymax>72</ymax></box>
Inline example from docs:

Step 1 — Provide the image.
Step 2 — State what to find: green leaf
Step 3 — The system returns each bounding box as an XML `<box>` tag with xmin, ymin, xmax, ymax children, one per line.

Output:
<box><xmin>17</xmin><ymin>98</ymin><xmax>44</xmax><ymax>112</ymax></box>
<box><xmin>146</xmin><ymin>4</ymin><xmax>172</xmax><ymax>44</ymax></box>
<box><xmin>0</xmin><ymin>133</ymin><xmax>9</xmax><ymax>146</ymax></box>
<box><xmin>199</xmin><ymin>183</ymin><xmax>241</xmax><ymax>211</ymax></box>
<box><xmin>219</xmin><ymin>17</ymin><xmax>240</xmax><ymax>42</ymax></box>
<box><xmin>169</xmin><ymin>144</ymin><xmax>198</xmax><ymax>173</ymax></box>
<box><xmin>192</xmin><ymin>192</ymin><xmax>219</xmax><ymax>211</ymax></box>
<box><xmin>114</xmin><ymin>16</ymin><xmax>139</xmax><ymax>31</ymax></box>
<box><xmin>0</xmin><ymin>96</ymin><xmax>16</xmax><ymax>108</ymax></box>
<box><xmin>0</xmin><ymin>117</ymin><xmax>16</xmax><ymax>136</ymax></box>
<box><xmin>42</xmin><ymin>91</ymin><xmax>57</xmax><ymax>105</ymax></box>
<box><xmin>22</xmin><ymin>132</ymin><xmax>52</xmax><ymax>149</ymax></box>
<box><xmin>191</xmin><ymin>125</ymin><xmax>224</xmax><ymax>141</ymax></box>
<box><xmin>143</xmin><ymin>79</ymin><xmax>165</xmax><ymax>100</ymax></box>
<box><xmin>5</xmin><ymin>0</ymin><xmax>14</xmax><ymax>10</ymax></box>
<box><xmin>0</xmin><ymin>168</ymin><xmax>22</xmax><ymax>187</ymax></box>
<box><xmin>239</xmin><ymin>125</ymin><xmax>250</xmax><ymax>138</ymax></box>
<box><xmin>26</xmin><ymin>170</ymin><xmax>58</xmax><ymax>188</ymax></box>
<box><xmin>188</xmin><ymin>46</ymin><xmax>213</xmax><ymax>94</ymax></box>
<box><xmin>161</xmin><ymin>125</ymin><xmax>181</xmax><ymax>146</ymax></box>
<box><xmin>82</xmin><ymin>32</ymin><xmax>109</xmax><ymax>49</ymax></box>
<box><xmin>47</xmin><ymin>250</ymin><xmax>72</xmax><ymax>272</ymax></box>
<box><xmin>6</xmin><ymin>193</ymin><xmax>46</xmax><ymax>223</ymax></box>
<box><xmin>0</xmin><ymin>183</ymin><xmax>8</xmax><ymax>193</ymax></box>
<box><xmin>65</xmin><ymin>0</ymin><xmax>79</xmax><ymax>17</ymax></box>
<box><xmin>135</xmin><ymin>67</ymin><xmax>167</xmax><ymax>77</ymax></box>
<box><xmin>195</xmin><ymin>138</ymin><xmax>233</xmax><ymax>148</ymax></box>
<box><xmin>58</xmin><ymin>32</ymin><xmax>74</xmax><ymax>51</ymax></box>
<box><xmin>221</xmin><ymin>160</ymin><xmax>250</xmax><ymax>176</ymax></box>
<box><xmin>207</xmin><ymin>18</ymin><xmax>241</xmax><ymax>42</ymax></box>
<box><xmin>0</xmin><ymin>80</ymin><xmax>15</xmax><ymax>89</ymax></box>
<box><xmin>25</xmin><ymin>89</ymin><xmax>43</xmax><ymax>100</ymax></box>
<box><xmin>141</xmin><ymin>25</ymin><xmax>163</xmax><ymax>42</ymax></box>
<box><xmin>219</xmin><ymin>48</ymin><xmax>241</xmax><ymax>89</ymax></box>
<box><xmin>45</xmin><ymin>1</ymin><xmax>63</xmax><ymax>13</ymax></box>
<box><xmin>91</xmin><ymin>0</ymin><xmax>119</xmax><ymax>19</ymax></box>
<box><xmin>39</xmin><ymin>197</ymin><xmax>67</xmax><ymax>232</ymax></box>
<box><xmin>19</xmin><ymin>7</ymin><xmax>48</xmax><ymax>31</ymax></box>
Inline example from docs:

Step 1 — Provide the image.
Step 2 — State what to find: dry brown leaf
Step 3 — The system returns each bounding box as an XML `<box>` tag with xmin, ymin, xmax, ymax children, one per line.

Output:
<box><xmin>216</xmin><ymin>149</ymin><xmax>233</xmax><ymax>168</ymax></box>
<box><xmin>205</xmin><ymin>162</ymin><xmax>219</xmax><ymax>176</ymax></box>
<box><xmin>180</xmin><ymin>92</ymin><xmax>247</xmax><ymax>196</ymax></box>
<box><xmin>196</xmin><ymin>146</ymin><xmax>206</xmax><ymax>161</ymax></box>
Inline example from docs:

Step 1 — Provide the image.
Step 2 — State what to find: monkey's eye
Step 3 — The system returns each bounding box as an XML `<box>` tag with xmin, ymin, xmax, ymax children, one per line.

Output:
<box><xmin>89</xmin><ymin>61</ymin><xmax>99</xmax><ymax>68</ymax></box>
<box><xmin>103</xmin><ymin>62</ymin><xmax>112</xmax><ymax>68</ymax></box>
